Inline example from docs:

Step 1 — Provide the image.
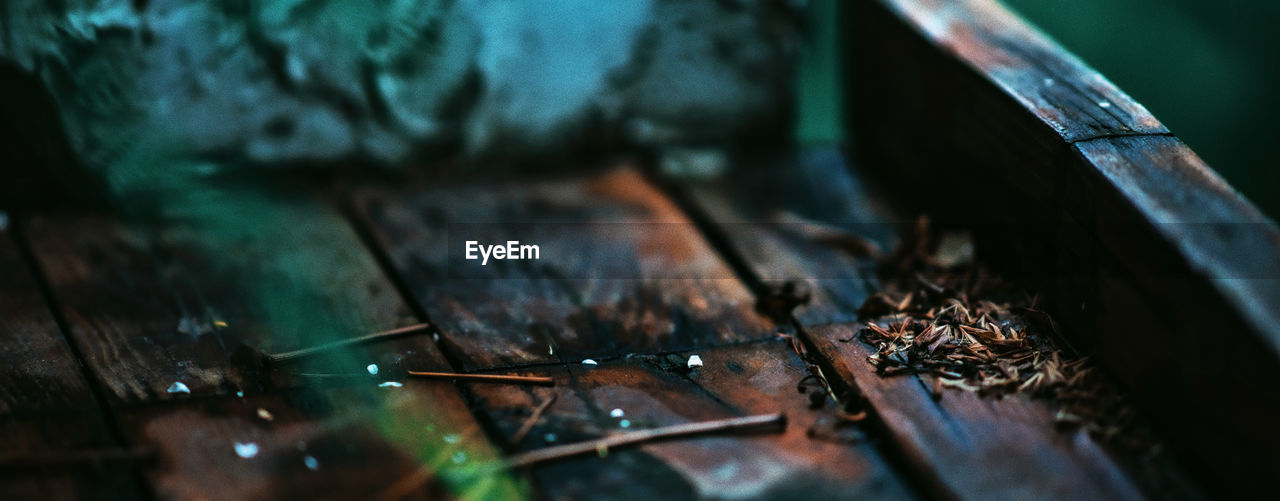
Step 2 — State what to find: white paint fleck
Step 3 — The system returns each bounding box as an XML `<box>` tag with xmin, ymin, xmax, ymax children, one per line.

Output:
<box><xmin>1098</xmin><ymin>101</ymin><xmax>1112</xmax><ymax>108</ymax></box>
<box><xmin>379</xmin><ymin>381</ymin><xmax>403</xmax><ymax>388</ymax></box>
<box><xmin>548</xmin><ymin>344</ymin><xmax>555</xmax><ymax>355</ymax></box>
<box><xmin>234</xmin><ymin>442</ymin><xmax>259</xmax><ymax>459</ymax></box>
<box><xmin>366</xmin><ymin>364</ymin><xmax>379</xmax><ymax>375</ymax></box>
<box><xmin>257</xmin><ymin>408</ymin><xmax>273</xmax><ymax>421</ymax></box>
<box><xmin>687</xmin><ymin>355</ymin><xmax>703</xmax><ymax>369</ymax></box>
<box><xmin>582</xmin><ymin>359</ymin><xmax>598</xmax><ymax>366</ymax></box>
<box><xmin>303</xmin><ymin>455</ymin><xmax>319</xmax><ymax>470</ymax></box>
<box><xmin>609</xmin><ymin>408</ymin><xmax>624</xmax><ymax>418</ymax></box>
<box><xmin>166</xmin><ymin>382</ymin><xmax>191</xmax><ymax>394</ymax></box>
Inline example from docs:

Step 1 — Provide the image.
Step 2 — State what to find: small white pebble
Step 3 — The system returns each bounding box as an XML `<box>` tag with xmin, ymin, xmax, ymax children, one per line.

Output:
<box><xmin>256</xmin><ymin>408</ymin><xmax>273</xmax><ymax>421</ymax></box>
<box><xmin>303</xmin><ymin>455</ymin><xmax>319</xmax><ymax>470</ymax></box>
<box><xmin>234</xmin><ymin>442</ymin><xmax>259</xmax><ymax>459</ymax></box>
<box><xmin>1098</xmin><ymin>101</ymin><xmax>1112</xmax><ymax>108</ymax></box>
<box><xmin>609</xmin><ymin>408</ymin><xmax>624</xmax><ymax>418</ymax></box>
<box><xmin>167</xmin><ymin>382</ymin><xmax>191</xmax><ymax>394</ymax></box>
<box><xmin>582</xmin><ymin>359</ymin><xmax>598</xmax><ymax>366</ymax></box>
<box><xmin>378</xmin><ymin>381</ymin><xmax>403</xmax><ymax>388</ymax></box>
<box><xmin>619</xmin><ymin>419</ymin><xmax>631</xmax><ymax>428</ymax></box>
<box><xmin>366</xmin><ymin>364</ymin><xmax>379</xmax><ymax>375</ymax></box>
<box><xmin>687</xmin><ymin>355</ymin><xmax>703</xmax><ymax>369</ymax></box>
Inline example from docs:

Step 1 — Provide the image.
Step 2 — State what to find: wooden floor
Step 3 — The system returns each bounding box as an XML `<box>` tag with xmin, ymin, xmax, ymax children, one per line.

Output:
<box><xmin>0</xmin><ymin>150</ymin><xmax>1188</xmax><ymax>500</ymax></box>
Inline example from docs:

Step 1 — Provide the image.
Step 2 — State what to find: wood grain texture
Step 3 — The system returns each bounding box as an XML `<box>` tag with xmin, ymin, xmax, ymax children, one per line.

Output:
<box><xmin>20</xmin><ymin>201</ymin><xmax>520</xmax><ymax>499</ymax></box>
<box><xmin>671</xmin><ymin>149</ymin><xmax>893</xmax><ymax>327</ymax></box>
<box><xmin>466</xmin><ymin>341</ymin><xmax>913</xmax><ymax>500</ymax></box>
<box><xmin>352</xmin><ymin>166</ymin><xmax>776</xmax><ymax>371</ymax></box>
<box><xmin>1063</xmin><ymin>135</ymin><xmax>1280</xmax><ymax>495</ymax></box>
<box><xmin>0</xmin><ymin>228</ymin><xmax>144</xmax><ymax>499</ymax></box>
<box><xmin>881</xmin><ymin>0</ymin><xmax>1166</xmax><ymax>141</ymax></box>
<box><xmin>113</xmin><ymin>384</ymin><xmax>512</xmax><ymax>500</ymax></box>
<box><xmin>847</xmin><ymin>0</ymin><xmax>1280</xmax><ymax>494</ymax></box>
<box><xmin>676</xmin><ymin>150</ymin><xmax>1149</xmax><ymax>500</ymax></box>
<box><xmin>808</xmin><ymin>324</ymin><xmax>1141</xmax><ymax>501</ymax></box>
<box><xmin>23</xmin><ymin>208</ymin><xmax>425</xmax><ymax>403</ymax></box>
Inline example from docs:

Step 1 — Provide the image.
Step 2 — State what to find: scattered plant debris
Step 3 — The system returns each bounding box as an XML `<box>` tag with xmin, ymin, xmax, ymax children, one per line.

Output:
<box><xmin>852</xmin><ymin>217</ymin><xmax>1154</xmax><ymax>451</ymax></box>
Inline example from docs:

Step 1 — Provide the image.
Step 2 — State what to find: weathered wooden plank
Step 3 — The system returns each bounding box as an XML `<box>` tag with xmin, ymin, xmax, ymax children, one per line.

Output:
<box><xmin>667</xmin><ymin>149</ymin><xmax>892</xmax><ymax>327</ymax></box>
<box><xmin>352</xmin><ymin>166</ymin><xmax>776</xmax><ymax>371</ymax></box>
<box><xmin>861</xmin><ymin>0</ymin><xmax>1167</xmax><ymax>143</ymax></box>
<box><xmin>24</xmin><ymin>206</ymin><xmax>426</xmax><ymax>403</ymax></box>
<box><xmin>846</xmin><ymin>0</ymin><xmax>1280</xmax><ymax>493</ymax></box>
<box><xmin>113</xmin><ymin>383</ymin><xmax>517</xmax><ymax>500</ymax></box>
<box><xmin>1061</xmin><ymin>135</ymin><xmax>1280</xmax><ymax>494</ymax></box>
<box><xmin>466</xmin><ymin>340</ymin><xmax>913</xmax><ymax>500</ymax></box>
<box><xmin>677</xmin><ymin>151</ymin><xmax>1150</xmax><ymax>500</ymax></box>
<box><xmin>22</xmin><ymin>198</ymin><xmax>523</xmax><ymax>499</ymax></box>
<box><xmin>807</xmin><ymin>324</ymin><xmax>1141</xmax><ymax>501</ymax></box>
<box><xmin>0</xmin><ymin>220</ymin><xmax>144</xmax><ymax>499</ymax></box>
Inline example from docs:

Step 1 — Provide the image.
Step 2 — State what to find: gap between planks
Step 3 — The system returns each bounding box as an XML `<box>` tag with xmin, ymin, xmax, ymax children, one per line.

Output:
<box><xmin>638</xmin><ymin>166</ymin><xmax>948</xmax><ymax>501</ymax></box>
<box><xmin>5</xmin><ymin>214</ymin><xmax>157</xmax><ymax>499</ymax></box>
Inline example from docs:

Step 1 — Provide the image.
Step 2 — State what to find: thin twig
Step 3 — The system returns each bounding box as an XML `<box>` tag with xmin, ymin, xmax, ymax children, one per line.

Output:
<box><xmin>266</xmin><ymin>323</ymin><xmax>432</xmax><ymax>364</ymax></box>
<box><xmin>407</xmin><ymin>371</ymin><xmax>555</xmax><ymax>387</ymax></box>
<box><xmin>503</xmin><ymin>412</ymin><xmax>785</xmax><ymax>468</ymax></box>
<box><xmin>376</xmin><ymin>412</ymin><xmax>785</xmax><ymax>499</ymax></box>
<box><xmin>510</xmin><ymin>394</ymin><xmax>558</xmax><ymax>445</ymax></box>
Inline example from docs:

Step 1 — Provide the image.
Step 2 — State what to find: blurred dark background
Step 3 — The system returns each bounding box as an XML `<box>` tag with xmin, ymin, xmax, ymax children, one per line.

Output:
<box><xmin>1002</xmin><ymin>0</ymin><xmax>1280</xmax><ymax>220</ymax></box>
<box><xmin>3</xmin><ymin>0</ymin><xmax>1276</xmax><ymax>221</ymax></box>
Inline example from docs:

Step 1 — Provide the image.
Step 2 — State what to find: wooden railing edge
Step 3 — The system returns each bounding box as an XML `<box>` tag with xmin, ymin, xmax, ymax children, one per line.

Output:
<box><xmin>844</xmin><ymin>0</ymin><xmax>1280</xmax><ymax>495</ymax></box>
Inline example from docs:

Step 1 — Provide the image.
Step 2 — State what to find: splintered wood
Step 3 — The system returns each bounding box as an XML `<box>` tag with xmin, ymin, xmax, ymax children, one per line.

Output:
<box><xmin>853</xmin><ymin>218</ymin><xmax>1152</xmax><ymax>451</ymax></box>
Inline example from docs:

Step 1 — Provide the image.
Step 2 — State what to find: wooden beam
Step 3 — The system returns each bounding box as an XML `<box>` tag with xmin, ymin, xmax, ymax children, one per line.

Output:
<box><xmin>674</xmin><ymin>150</ymin><xmax>1158</xmax><ymax>500</ymax></box>
<box><xmin>845</xmin><ymin>0</ymin><xmax>1280</xmax><ymax>494</ymax></box>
